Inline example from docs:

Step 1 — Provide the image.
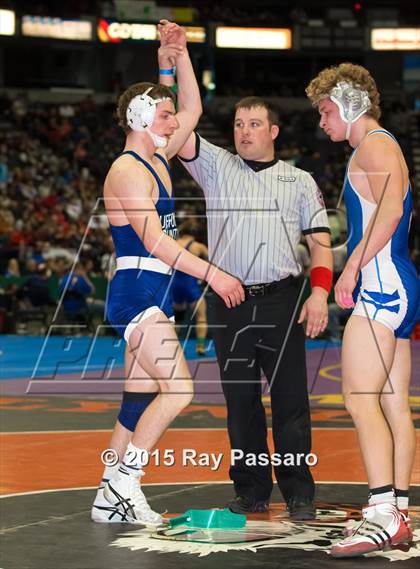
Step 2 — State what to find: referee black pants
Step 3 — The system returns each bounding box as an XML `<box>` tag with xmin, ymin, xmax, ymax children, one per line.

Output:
<box><xmin>210</xmin><ymin>278</ymin><xmax>315</xmax><ymax>503</ymax></box>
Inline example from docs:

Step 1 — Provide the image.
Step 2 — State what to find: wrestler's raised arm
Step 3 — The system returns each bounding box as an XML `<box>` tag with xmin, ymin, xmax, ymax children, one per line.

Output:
<box><xmin>157</xmin><ymin>20</ymin><xmax>202</xmax><ymax>160</ymax></box>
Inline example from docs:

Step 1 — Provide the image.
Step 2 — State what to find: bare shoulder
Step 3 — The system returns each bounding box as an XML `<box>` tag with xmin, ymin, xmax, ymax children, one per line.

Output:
<box><xmin>105</xmin><ymin>155</ymin><xmax>153</xmax><ymax>197</ymax></box>
<box><xmin>356</xmin><ymin>132</ymin><xmax>399</xmax><ymax>171</ymax></box>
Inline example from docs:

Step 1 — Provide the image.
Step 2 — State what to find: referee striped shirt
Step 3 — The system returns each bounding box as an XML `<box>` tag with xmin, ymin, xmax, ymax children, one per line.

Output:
<box><xmin>179</xmin><ymin>134</ymin><xmax>330</xmax><ymax>285</ymax></box>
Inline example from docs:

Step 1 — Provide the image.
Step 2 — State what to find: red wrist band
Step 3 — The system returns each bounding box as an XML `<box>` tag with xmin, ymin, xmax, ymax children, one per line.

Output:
<box><xmin>310</xmin><ymin>266</ymin><xmax>333</xmax><ymax>294</ymax></box>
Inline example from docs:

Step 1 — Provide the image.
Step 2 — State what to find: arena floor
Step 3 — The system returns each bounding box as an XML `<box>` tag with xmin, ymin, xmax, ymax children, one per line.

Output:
<box><xmin>1</xmin><ymin>336</ymin><xmax>419</xmax><ymax>568</ymax></box>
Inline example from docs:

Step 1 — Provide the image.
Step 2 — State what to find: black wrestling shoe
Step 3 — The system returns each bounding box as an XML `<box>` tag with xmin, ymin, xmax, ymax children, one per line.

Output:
<box><xmin>286</xmin><ymin>497</ymin><xmax>316</xmax><ymax>520</ymax></box>
<box><xmin>227</xmin><ymin>495</ymin><xmax>269</xmax><ymax>514</ymax></box>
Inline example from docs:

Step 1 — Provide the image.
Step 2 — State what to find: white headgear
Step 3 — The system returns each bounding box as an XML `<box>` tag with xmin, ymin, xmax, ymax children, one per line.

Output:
<box><xmin>126</xmin><ymin>87</ymin><xmax>170</xmax><ymax>148</ymax></box>
<box><xmin>330</xmin><ymin>81</ymin><xmax>371</xmax><ymax>139</ymax></box>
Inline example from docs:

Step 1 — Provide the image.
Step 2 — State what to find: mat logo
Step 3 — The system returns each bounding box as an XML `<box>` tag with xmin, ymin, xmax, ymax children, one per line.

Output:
<box><xmin>111</xmin><ymin>511</ymin><xmax>419</xmax><ymax>562</ymax></box>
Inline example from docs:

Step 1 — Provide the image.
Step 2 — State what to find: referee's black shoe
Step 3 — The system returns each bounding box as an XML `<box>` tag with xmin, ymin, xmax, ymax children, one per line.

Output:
<box><xmin>227</xmin><ymin>496</ymin><xmax>269</xmax><ymax>514</ymax></box>
<box><xmin>286</xmin><ymin>497</ymin><xmax>316</xmax><ymax>520</ymax></box>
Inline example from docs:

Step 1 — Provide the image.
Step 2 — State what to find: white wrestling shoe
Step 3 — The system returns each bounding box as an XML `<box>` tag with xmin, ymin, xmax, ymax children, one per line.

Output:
<box><xmin>91</xmin><ymin>487</ymin><xmax>134</xmax><ymax>523</ymax></box>
<box><xmin>331</xmin><ymin>502</ymin><xmax>412</xmax><ymax>558</ymax></box>
<box><xmin>103</xmin><ymin>469</ymin><xmax>162</xmax><ymax>526</ymax></box>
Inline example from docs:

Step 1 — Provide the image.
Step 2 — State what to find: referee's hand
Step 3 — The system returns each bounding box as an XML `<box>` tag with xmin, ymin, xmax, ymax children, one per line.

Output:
<box><xmin>298</xmin><ymin>288</ymin><xmax>329</xmax><ymax>338</ymax></box>
<box><xmin>207</xmin><ymin>268</ymin><xmax>245</xmax><ymax>308</ymax></box>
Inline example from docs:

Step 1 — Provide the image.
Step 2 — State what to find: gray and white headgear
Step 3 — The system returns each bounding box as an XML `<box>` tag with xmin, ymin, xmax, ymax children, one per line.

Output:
<box><xmin>330</xmin><ymin>81</ymin><xmax>371</xmax><ymax>139</ymax></box>
<box><xmin>126</xmin><ymin>87</ymin><xmax>171</xmax><ymax>148</ymax></box>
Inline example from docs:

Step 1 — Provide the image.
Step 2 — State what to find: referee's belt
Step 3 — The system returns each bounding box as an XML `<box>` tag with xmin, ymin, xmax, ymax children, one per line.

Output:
<box><xmin>243</xmin><ymin>276</ymin><xmax>295</xmax><ymax>298</ymax></box>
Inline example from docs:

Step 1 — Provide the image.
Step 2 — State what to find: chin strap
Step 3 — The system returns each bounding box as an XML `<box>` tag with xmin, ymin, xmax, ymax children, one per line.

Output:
<box><xmin>145</xmin><ymin>128</ymin><xmax>168</xmax><ymax>149</ymax></box>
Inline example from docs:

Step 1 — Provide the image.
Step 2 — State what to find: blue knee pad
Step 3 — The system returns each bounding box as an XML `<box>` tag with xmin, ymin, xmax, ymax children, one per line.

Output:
<box><xmin>118</xmin><ymin>391</ymin><xmax>158</xmax><ymax>432</ymax></box>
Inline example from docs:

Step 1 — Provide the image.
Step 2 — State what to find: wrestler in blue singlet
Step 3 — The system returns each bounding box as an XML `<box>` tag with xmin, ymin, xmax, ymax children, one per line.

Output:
<box><xmin>172</xmin><ymin>239</ymin><xmax>203</xmax><ymax>305</ymax></box>
<box><xmin>107</xmin><ymin>151</ymin><xmax>177</xmax><ymax>342</ymax></box>
<box><xmin>344</xmin><ymin>129</ymin><xmax>419</xmax><ymax>338</ymax></box>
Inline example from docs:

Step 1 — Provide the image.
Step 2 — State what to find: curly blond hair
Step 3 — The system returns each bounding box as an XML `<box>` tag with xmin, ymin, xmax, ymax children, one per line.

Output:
<box><xmin>305</xmin><ymin>62</ymin><xmax>381</xmax><ymax>120</ymax></box>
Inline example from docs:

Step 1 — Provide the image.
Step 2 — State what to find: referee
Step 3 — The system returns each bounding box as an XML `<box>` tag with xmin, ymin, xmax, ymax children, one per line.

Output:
<box><xmin>177</xmin><ymin>97</ymin><xmax>333</xmax><ymax>520</ymax></box>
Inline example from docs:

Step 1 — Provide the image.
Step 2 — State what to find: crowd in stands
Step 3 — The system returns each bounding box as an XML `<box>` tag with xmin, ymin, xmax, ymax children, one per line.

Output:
<box><xmin>0</xmin><ymin>93</ymin><xmax>119</xmax><ymax>275</ymax></box>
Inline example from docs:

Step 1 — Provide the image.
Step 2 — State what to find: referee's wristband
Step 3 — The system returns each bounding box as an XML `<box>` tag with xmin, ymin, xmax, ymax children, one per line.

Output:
<box><xmin>310</xmin><ymin>266</ymin><xmax>332</xmax><ymax>294</ymax></box>
<box><xmin>159</xmin><ymin>68</ymin><xmax>175</xmax><ymax>76</ymax></box>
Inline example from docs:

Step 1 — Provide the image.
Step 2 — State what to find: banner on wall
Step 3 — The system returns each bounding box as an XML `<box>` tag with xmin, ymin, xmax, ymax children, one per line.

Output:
<box><xmin>371</xmin><ymin>28</ymin><xmax>420</xmax><ymax>50</ymax></box>
<box><xmin>0</xmin><ymin>9</ymin><xmax>15</xmax><ymax>36</ymax></box>
<box><xmin>215</xmin><ymin>27</ymin><xmax>292</xmax><ymax>49</ymax></box>
<box><xmin>97</xmin><ymin>19</ymin><xmax>205</xmax><ymax>43</ymax></box>
<box><xmin>22</xmin><ymin>15</ymin><xmax>93</xmax><ymax>41</ymax></box>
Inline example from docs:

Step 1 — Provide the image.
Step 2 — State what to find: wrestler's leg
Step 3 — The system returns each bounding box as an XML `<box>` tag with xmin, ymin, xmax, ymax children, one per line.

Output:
<box><xmin>194</xmin><ymin>297</ymin><xmax>207</xmax><ymax>339</ymax></box>
<box><xmin>92</xmin><ymin>337</ymin><xmax>161</xmax><ymax>522</ymax></box>
<box><xmin>380</xmin><ymin>339</ymin><xmax>415</xmax><ymax>498</ymax></box>
<box><xmin>193</xmin><ymin>296</ymin><xmax>207</xmax><ymax>354</ymax></box>
<box><xmin>97</xmin><ymin>311</ymin><xmax>193</xmax><ymax>523</ymax></box>
<box><xmin>331</xmin><ymin>316</ymin><xmax>411</xmax><ymax>556</ymax></box>
<box><xmin>108</xmin><ymin>344</ymin><xmax>159</xmax><ymax>461</ymax></box>
<box><xmin>173</xmin><ymin>302</ymin><xmax>187</xmax><ymax>333</ymax></box>
<box><xmin>341</xmin><ymin>315</ymin><xmax>396</xmax><ymax>487</ymax></box>
<box><xmin>126</xmin><ymin>310</ymin><xmax>193</xmax><ymax>450</ymax></box>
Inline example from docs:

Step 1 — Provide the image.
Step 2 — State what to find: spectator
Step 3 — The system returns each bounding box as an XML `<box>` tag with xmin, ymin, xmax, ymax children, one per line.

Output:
<box><xmin>58</xmin><ymin>260</ymin><xmax>95</xmax><ymax>321</ymax></box>
<box><xmin>4</xmin><ymin>258</ymin><xmax>20</xmax><ymax>278</ymax></box>
<box><xmin>17</xmin><ymin>260</ymin><xmax>52</xmax><ymax>308</ymax></box>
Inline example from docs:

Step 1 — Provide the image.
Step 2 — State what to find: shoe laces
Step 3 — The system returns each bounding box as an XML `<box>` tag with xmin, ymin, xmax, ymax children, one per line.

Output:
<box><xmin>129</xmin><ymin>477</ymin><xmax>148</xmax><ymax>509</ymax></box>
<box><xmin>129</xmin><ymin>477</ymin><xmax>158</xmax><ymax>517</ymax></box>
<box><xmin>348</xmin><ymin>516</ymin><xmax>368</xmax><ymax>537</ymax></box>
